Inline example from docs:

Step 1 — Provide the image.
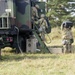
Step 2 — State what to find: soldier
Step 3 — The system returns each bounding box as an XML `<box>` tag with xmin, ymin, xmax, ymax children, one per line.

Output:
<box><xmin>31</xmin><ymin>4</ymin><xmax>40</xmax><ymax>29</ymax></box>
<box><xmin>61</xmin><ymin>20</ymin><xmax>74</xmax><ymax>53</ymax></box>
<box><xmin>32</xmin><ymin>4</ymin><xmax>40</xmax><ymax>21</ymax></box>
<box><xmin>38</xmin><ymin>14</ymin><xmax>48</xmax><ymax>40</ymax></box>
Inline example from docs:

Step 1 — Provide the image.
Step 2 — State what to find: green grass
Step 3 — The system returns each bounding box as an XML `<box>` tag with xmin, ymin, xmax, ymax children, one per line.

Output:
<box><xmin>0</xmin><ymin>27</ymin><xmax>75</xmax><ymax>75</ymax></box>
<box><xmin>0</xmin><ymin>53</ymin><xmax>75</xmax><ymax>75</ymax></box>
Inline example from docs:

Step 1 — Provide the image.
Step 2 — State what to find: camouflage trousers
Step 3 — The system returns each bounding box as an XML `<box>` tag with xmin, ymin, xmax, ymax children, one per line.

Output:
<box><xmin>62</xmin><ymin>39</ymin><xmax>72</xmax><ymax>53</ymax></box>
<box><xmin>39</xmin><ymin>26</ymin><xmax>45</xmax><ymax>40</ymax></box>
<box><xmin>63</xmin><ymin>44</ymin><xmax>72</xmax><ymax>53</ymax></box>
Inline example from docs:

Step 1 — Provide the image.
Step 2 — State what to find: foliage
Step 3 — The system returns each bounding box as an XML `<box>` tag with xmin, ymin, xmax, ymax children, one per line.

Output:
<box><xmin>46</xmin><ymin>0</ymin><xmax>75</xmax><ymax>27</ymax></box>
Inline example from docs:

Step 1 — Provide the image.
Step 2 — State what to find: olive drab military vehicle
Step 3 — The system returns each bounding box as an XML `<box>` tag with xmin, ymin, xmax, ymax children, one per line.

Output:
<box><xmin>0</xmin><ymin>0</ymin><xmax>51</xmax><ymax>53</ymax></box>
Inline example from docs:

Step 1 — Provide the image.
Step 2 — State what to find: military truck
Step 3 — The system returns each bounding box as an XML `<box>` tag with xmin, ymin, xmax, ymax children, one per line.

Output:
<box><xmin>0</xmin><ymin>0</ymin><xmax>50</xmax><ymax>53</ymax></box>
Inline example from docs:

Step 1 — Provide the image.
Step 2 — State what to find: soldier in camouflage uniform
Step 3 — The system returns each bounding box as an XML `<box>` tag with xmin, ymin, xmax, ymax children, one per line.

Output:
<box><xmin>31</xmin><ymin>4</ymin><xmax>40</xmax><ymax>29</ymax></box>
<box><xmin>38</xmin><ymin>14</ymin><xmax>48</xmax><ymax>40</ymax></box>
<box><xmin>32</xmin><ymin>4</ymin><xmax>40</xmax><ymax>21</ymax></box>
<box><xmin>61</xmin><ymin>21</ymin><xmax>74</xmax><ymax>53</ymax></box>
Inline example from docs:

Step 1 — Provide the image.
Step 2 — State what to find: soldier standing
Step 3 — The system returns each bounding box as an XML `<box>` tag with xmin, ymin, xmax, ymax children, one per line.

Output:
<box><xmin>61</xmin><ymin>20</ymin><xmax>74</xmax><ymax>53</ymax></box>
<box><xmin>38</xmin><ymin>14</ymin><xmax>48</xmax><ymax>40</ymax></box>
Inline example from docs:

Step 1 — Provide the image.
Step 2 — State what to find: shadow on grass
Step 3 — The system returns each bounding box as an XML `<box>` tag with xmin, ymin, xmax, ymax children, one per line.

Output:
<box><xmin>1</xmin><ymin>45</ymin><xmax>75</xmax><ymax>62</ymax></box>
<box><xmin>0</xmin><ymin>52</ymin><xmax>60</xmax><ymax>62</ymax></box>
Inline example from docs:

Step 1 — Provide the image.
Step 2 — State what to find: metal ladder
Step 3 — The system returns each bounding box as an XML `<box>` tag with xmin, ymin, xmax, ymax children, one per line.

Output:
<box><xmin>32</xmin><ymin>25</ymin><xmax>51</xmax><ymax>53</ymax></box>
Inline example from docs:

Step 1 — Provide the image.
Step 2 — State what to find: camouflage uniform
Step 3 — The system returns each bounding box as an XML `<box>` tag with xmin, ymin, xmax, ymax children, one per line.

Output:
<box><xmin>61</xmin><ymin>25</ymin><xmax>73</xmax><ymax>53</ymax></box>
<box><xmin>38</xmin><ymin>14</ymin><xmax>48</xmax><ymax>40</ymax></box>
<box><xmin>32</xmin><ymin>4</ymin><xmax>39</xmax><ymax>20</ymax></box>
<box><xmin>31</xmin><ymin>4</ymin><xmax>40</xmax><ymax>29</ymax></box>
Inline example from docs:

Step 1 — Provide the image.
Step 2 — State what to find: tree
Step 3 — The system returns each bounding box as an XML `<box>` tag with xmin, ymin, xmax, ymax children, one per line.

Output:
<box><xmin>46</xmin><ymin>0</ymin><xmax>75</xmax><ymax>27</ymax></box>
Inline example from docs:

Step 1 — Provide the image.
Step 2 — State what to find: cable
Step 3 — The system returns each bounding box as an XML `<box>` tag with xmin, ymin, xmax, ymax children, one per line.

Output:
<box><xmin>44</xmin><ymin>30</ymin><xmax>51</xmax><ymax>44</ymax></box>
<box><xmin>15</xmin><ymin>26</ymin><xmax>24</xmax><ymax>55</ymax></box>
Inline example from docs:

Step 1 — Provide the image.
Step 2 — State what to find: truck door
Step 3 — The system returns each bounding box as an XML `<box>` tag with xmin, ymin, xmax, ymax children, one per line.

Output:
<box><xmin>31</xmin><ymin>1</ymin><xmax>45</xmax><ymax>18</ymax></box>
<box><xmin>36</xmin><ymin>2</ymin><xmax>45</xmax><ymax>15</ymax></box>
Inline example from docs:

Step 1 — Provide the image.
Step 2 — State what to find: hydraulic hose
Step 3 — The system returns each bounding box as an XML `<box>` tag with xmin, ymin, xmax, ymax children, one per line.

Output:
<box><xmin>44</xmin><ymin>30</ymin><xmax>51</xmax><ymax>44</ymax></box>
<box><xmin>15</xmin><ymin>26</ymin><xmax>23</xmax><ymax>55</ymax></box>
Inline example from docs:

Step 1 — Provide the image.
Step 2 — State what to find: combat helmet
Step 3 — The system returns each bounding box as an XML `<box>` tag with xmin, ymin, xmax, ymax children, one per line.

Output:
<box><xmin>35</xmin><ymin>4</ymin><xmax>39</xmax><ymax>8</ymax></box>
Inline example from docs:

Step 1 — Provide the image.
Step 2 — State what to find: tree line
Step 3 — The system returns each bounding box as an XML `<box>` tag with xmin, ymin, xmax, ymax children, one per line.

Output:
<box><xmin>46</xmin><ymin>0</ymin><xmax>75</xmax><ymax>27</ymax></box>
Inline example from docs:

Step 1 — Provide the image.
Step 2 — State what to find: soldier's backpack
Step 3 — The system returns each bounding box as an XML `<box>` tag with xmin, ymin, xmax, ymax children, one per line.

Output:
<box><xmin>45</xmin><ymin>17</ymin><xmax>51</xmax><ymax>34</ymax></box>
<box><xmin>62</xmin><ymin>21</ymin><xmax>73</xmax><ymax>28</ymax></box>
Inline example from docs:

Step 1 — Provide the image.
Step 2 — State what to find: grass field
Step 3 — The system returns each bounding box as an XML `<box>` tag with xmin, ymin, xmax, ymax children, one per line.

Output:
<box><xmin>0</xmin><ymin>53</ymin><xmax>75</xmax><ymax>75</ymax></box>
<box><xmin>0</xmin><ymin>27</ymin><xmax>75</xmax><ymax>75</ymax></box>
